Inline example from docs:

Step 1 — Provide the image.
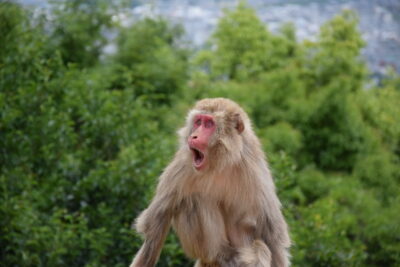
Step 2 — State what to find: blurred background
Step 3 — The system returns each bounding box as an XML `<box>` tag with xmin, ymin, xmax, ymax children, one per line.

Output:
<box><xmin>1</xmin><ymin>0</ymin><xmax>399</xmax><ymax>266</ymax></box>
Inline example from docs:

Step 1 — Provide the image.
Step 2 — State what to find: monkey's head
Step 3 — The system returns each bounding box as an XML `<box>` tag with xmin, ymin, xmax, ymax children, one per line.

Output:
<box><xmin>180</xmin><ymin>98</ymin><xmax>250</xmax><ymax>172</ymax></box>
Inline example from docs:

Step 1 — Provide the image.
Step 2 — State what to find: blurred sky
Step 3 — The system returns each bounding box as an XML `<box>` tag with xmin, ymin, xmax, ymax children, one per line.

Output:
<box><xmin>19</xmin><ymin>0</ymin><xmax>400</xmax><ymax>75</ymax></box>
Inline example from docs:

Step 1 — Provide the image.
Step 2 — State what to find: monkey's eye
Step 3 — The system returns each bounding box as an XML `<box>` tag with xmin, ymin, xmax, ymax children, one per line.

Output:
<box><xmin>204</xmin><ymin>119</ymin><xmax>214</xmax><ymax>128</ymax></box>
<box><xmin>195</xmin><ymin>119</ymin><xmax>202</xmax><ymax>126</ymax></box>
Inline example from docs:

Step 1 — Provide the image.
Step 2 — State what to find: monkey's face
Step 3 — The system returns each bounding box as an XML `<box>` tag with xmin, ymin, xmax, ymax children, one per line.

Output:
<box><xmin>188</xmin><ymin>114</ymin><xmax>216</xmax><ymax>170</ymax></box>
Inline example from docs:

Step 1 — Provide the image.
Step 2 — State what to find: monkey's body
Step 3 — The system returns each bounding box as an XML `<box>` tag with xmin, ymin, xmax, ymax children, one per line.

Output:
<box><xmin>130</xmin><ymin>98</ymin><xmax>290</xmax><ymax>267</ymax></box>
<box><xmin>174</xmin><ymin>169</ymin><xmax>256</xmax><ymax>263</ymax></box>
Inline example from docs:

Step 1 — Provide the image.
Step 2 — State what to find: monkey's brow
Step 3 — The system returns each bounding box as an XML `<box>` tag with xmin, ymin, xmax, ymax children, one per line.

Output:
<box><xmin>197</xmin><ymin>110</ymin><xmax>211</xmax><ymax>115</ymax></box>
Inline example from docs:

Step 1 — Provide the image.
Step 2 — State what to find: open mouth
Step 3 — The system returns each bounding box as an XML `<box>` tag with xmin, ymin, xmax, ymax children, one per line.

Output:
<box><xmin>190</xmin><ymin>147</ymin><xmax>205</xmax><ymax>169</ymax></box>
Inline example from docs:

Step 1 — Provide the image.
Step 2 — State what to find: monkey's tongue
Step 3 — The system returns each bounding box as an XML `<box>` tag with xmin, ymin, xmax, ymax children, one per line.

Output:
<box><xmin>191</xmin><ymin>148</ymin><xmax>204</xmax><ymax>166</ymax></box>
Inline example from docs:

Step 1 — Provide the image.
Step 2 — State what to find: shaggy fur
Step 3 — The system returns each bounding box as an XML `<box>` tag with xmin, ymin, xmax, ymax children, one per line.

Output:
<box><xmin>130</xmin><ymin>98</ymin><xmax>290</xmax><ymax>267</ymax></box>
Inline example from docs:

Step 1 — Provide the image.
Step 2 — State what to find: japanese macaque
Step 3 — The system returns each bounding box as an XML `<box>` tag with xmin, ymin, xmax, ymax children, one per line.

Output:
<box><xmin>130</xmin><ymin>98</ymin><xmax>290</xmax><ymax>267</ymax></box>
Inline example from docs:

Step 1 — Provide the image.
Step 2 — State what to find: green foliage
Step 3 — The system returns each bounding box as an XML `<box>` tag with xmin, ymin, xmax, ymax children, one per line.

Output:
<box><xmin>1</xmin><ymin>1</ymin><xmax>400</xmax><ymax>267</ymax></box>
<box><xmin>301</xmin><ymin>80</ymin><xmax>369</xmax><ymax>171</ymax></box>
<box><xmin>48</xmin><ymin>0</ymin><xmax>121</xmax><ymax>67</ymax></box>
<box><xmin>260</xmin><ymin>122</ymin><xmax>303</xmax><ymax>157</ymax></box>
<box><xmin>114</xmin><ymin>18</ymin><xmax>188</xmax><ymax>104</ymax></box>
<box><xmin>196</xmin><ymin>2</ymin><xmax>295</xmax><ymax>80</ymax></box>
<box><xmin>302</xmin><ymin>10</ymin><xmax>367</xmax><ymax>91</ymax></box>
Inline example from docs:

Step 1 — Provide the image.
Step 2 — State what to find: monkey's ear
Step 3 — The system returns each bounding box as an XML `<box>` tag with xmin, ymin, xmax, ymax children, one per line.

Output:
<box><xmin>234</xmin><ymin>113</ymin><xmax>245</xmax><ymax>134</ymax></box>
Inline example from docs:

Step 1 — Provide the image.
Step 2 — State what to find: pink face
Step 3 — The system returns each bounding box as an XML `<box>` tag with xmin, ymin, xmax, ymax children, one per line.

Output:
<box><xmin>187</xmin><ymin>114</ymin><xmax>216</xmax><ymax>170</ymax></box>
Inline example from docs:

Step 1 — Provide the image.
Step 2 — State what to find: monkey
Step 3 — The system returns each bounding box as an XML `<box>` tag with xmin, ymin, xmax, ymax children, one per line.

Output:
<box><xmin>130</xmin><ymin>98</ymin><xmax>290</xmax><ymax>267</ymax></box>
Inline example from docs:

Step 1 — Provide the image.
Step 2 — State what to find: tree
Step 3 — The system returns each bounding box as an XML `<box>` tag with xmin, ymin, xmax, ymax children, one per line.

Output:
<box><xmin>49</xmin><ymin>0</ymin><xmax>118</xmax><ymax>67</ymax></box>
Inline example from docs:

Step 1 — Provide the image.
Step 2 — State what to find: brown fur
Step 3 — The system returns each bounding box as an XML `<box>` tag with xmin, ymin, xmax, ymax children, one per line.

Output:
<box><xmin>130</xmin><ymin>98</ymin><xmax>290</xmax><ymax>267</ymax></box>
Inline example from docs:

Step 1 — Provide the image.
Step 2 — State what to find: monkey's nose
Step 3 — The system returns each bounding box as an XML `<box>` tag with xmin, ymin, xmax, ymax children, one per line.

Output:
<box><xmin>191</xmin><ymin>135</ymin><xmax>198</xmax><ymax>139</ymax></box>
